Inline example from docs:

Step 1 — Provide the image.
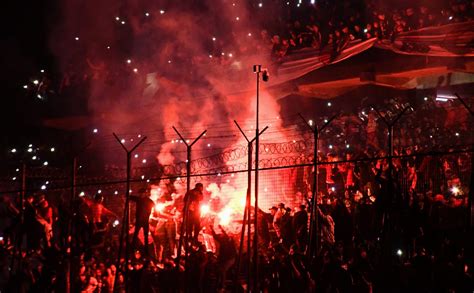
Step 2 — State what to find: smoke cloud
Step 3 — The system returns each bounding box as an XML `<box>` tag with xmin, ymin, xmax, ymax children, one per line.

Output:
<box><xmin>50</xmin><ymin>0</ymin><xmax>300</xmax><ymax>211</ymax></box>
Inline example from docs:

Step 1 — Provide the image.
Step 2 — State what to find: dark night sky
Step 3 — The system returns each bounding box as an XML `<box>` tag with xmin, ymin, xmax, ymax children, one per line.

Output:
<box><xmin>1</xmin><ymin>0</ymin><xmax>59</xmax><ymax>144</ymax></box>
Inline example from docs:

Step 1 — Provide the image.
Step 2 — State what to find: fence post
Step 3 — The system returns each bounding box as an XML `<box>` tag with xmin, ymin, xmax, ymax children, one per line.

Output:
<box><xmin>234</xmin><ymin>121</ymin><xmax>268</xmax><ymax>291</ymax></box>
<box><xmin>298</xmin><ymin>113</ymin><xmax>337</xmax><ymax>260</ymax></box>
<box><xmin>173</xmin><ymin>127</ymin><xmax>207</xmax><ymax>274</ymax></box>
<box><xmin>113</xmin><ymin>133</ymin><xmax>147</xmax><ymax>293</ymax></box>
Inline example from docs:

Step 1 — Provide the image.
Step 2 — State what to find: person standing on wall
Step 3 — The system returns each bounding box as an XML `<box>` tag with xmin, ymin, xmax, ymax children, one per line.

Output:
<box><xmin>183</xmin><ymin>183</ymin><xmax>204</xmax><ymax>244</ymax></box>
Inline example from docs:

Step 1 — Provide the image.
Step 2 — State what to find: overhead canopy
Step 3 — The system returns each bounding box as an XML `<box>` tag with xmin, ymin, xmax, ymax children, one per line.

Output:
<box><xmin>44</xmin><ymin>22</ymin><xmax>474</xmax><ymax>130</ymax></box>
<box><xmin>268</xmin><ymin>21</ymin><xmax>474</xmax><ymax>99</ymax></box>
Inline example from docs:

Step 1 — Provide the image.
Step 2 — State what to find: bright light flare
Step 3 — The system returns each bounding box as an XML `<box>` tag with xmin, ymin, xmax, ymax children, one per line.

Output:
<box><xmin>200</xmin><ymin>204</ymin><xmax>210</xmax><ymax>216</ymax></box>
<box><xmin>218</xmin><ymin>207</ymin><xmax>233</xmax><ymax>225</ymax></box>
<box><xmin>155</xmin><ymin>203</ymin><xmax>166</xmax><ymax>212</ymax></box>
<box><xmin>113</xmin><ymin>220</ymin><xmax>119</xmax><ymax>227</ymax></box>
<box><xmin>451</xmin><ymin>186</ymin><xmax>460</xmax><ymax>195</ymax></box>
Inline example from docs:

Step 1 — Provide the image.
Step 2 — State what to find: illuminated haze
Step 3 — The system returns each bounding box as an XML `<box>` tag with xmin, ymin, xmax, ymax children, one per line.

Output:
<box><xmin>50</xmin><ymin>0</ymin><xmax>299</xmax><ymax>211</ymax></box>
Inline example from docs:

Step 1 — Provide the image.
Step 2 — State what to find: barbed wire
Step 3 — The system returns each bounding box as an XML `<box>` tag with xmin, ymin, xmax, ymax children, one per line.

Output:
<box><xmin>0</xmin><ymin>148</ymin><xmax>471</xmax><ymax>195</ymax></box>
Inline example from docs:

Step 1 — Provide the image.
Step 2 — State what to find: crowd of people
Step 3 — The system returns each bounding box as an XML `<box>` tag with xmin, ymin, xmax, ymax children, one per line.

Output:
<box><xmin>0</xmin><ymin>142</ymin><xmax>472</xmax><ymax>292</ymax></box>
<box><xmin>264</xmin><ymin>0</ymin><xmax>474</xmax><ymax>60</ymax></box>
<box><xmin>28</xmin><ymin>0</ymin><xmax>474</xmax><ymax>104</ymax></box>
<box><xmin>4</xmin><ymin>0</ymin><xmax>473</xmax><ymax>291</ymax></box>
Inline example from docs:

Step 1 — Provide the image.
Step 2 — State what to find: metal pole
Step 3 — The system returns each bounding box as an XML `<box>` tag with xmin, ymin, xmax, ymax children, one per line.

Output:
<box><xmin>235</xmin><ymin>142</ymin><xmax>251</xmax><ymax>292</ymax></box>
<box><xmin>66</xmin><ymin>158</ymin><xmax>76</xmax><ymax>293</ymax></box>
<box><xmin>298</xmin><ymin>113</ymin><xmax>337</xmax><ymax>260</ymax></box>
<box><xmin>184</xmin><ymin>145</ymin><xmax>191</xmax><ymax>266</ymax></box>
<box><xmin>311</xmin><ymin>130</ymin><xmax>319</xmax><ymax>257</ymax></box>
<box><xmin>20</xmin><ymin>163</ymin><xmax>26</xmax><ymax>247</ymax></box>
<box><xmin>10</xmin><ymin>163</ymin><xmax>26</xmax><ymax>279</ymax></box>
<box><xmin>253</xmin><ymin>69</ymin><xmax>260</xmax><ymax>292</ymax></box>
<box><xmin>454</xmin><ymin>93</ymin><xmax>474</xmax><ymax>230</ymax></box>
<box><xmin>234</xmin><ymin>121</ymin><xmax>267</xmax><ymax>291</ymax></box>
<box><xmin>173</xmin><ymin>127</ymin><xmax>207</xmax><ymax>273</ymax></box>
<box><xmin>112</xmin><ymin>134</ymin><xmax>147</xmax><ymax>293</ymax></box>
<box><xmin>469</xmin><ymin>150</ymin><xmax>474</xmax><ymax>229</ymax></box>
<box><xmin>371</xmin><ymin>105</ymin><xmax>410</xmax><ymax>261</ymax></box>
<box><xmin>124</xmin><ymin>152</ymin><xmax>132</xmax><ymax>292</ymax></box>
